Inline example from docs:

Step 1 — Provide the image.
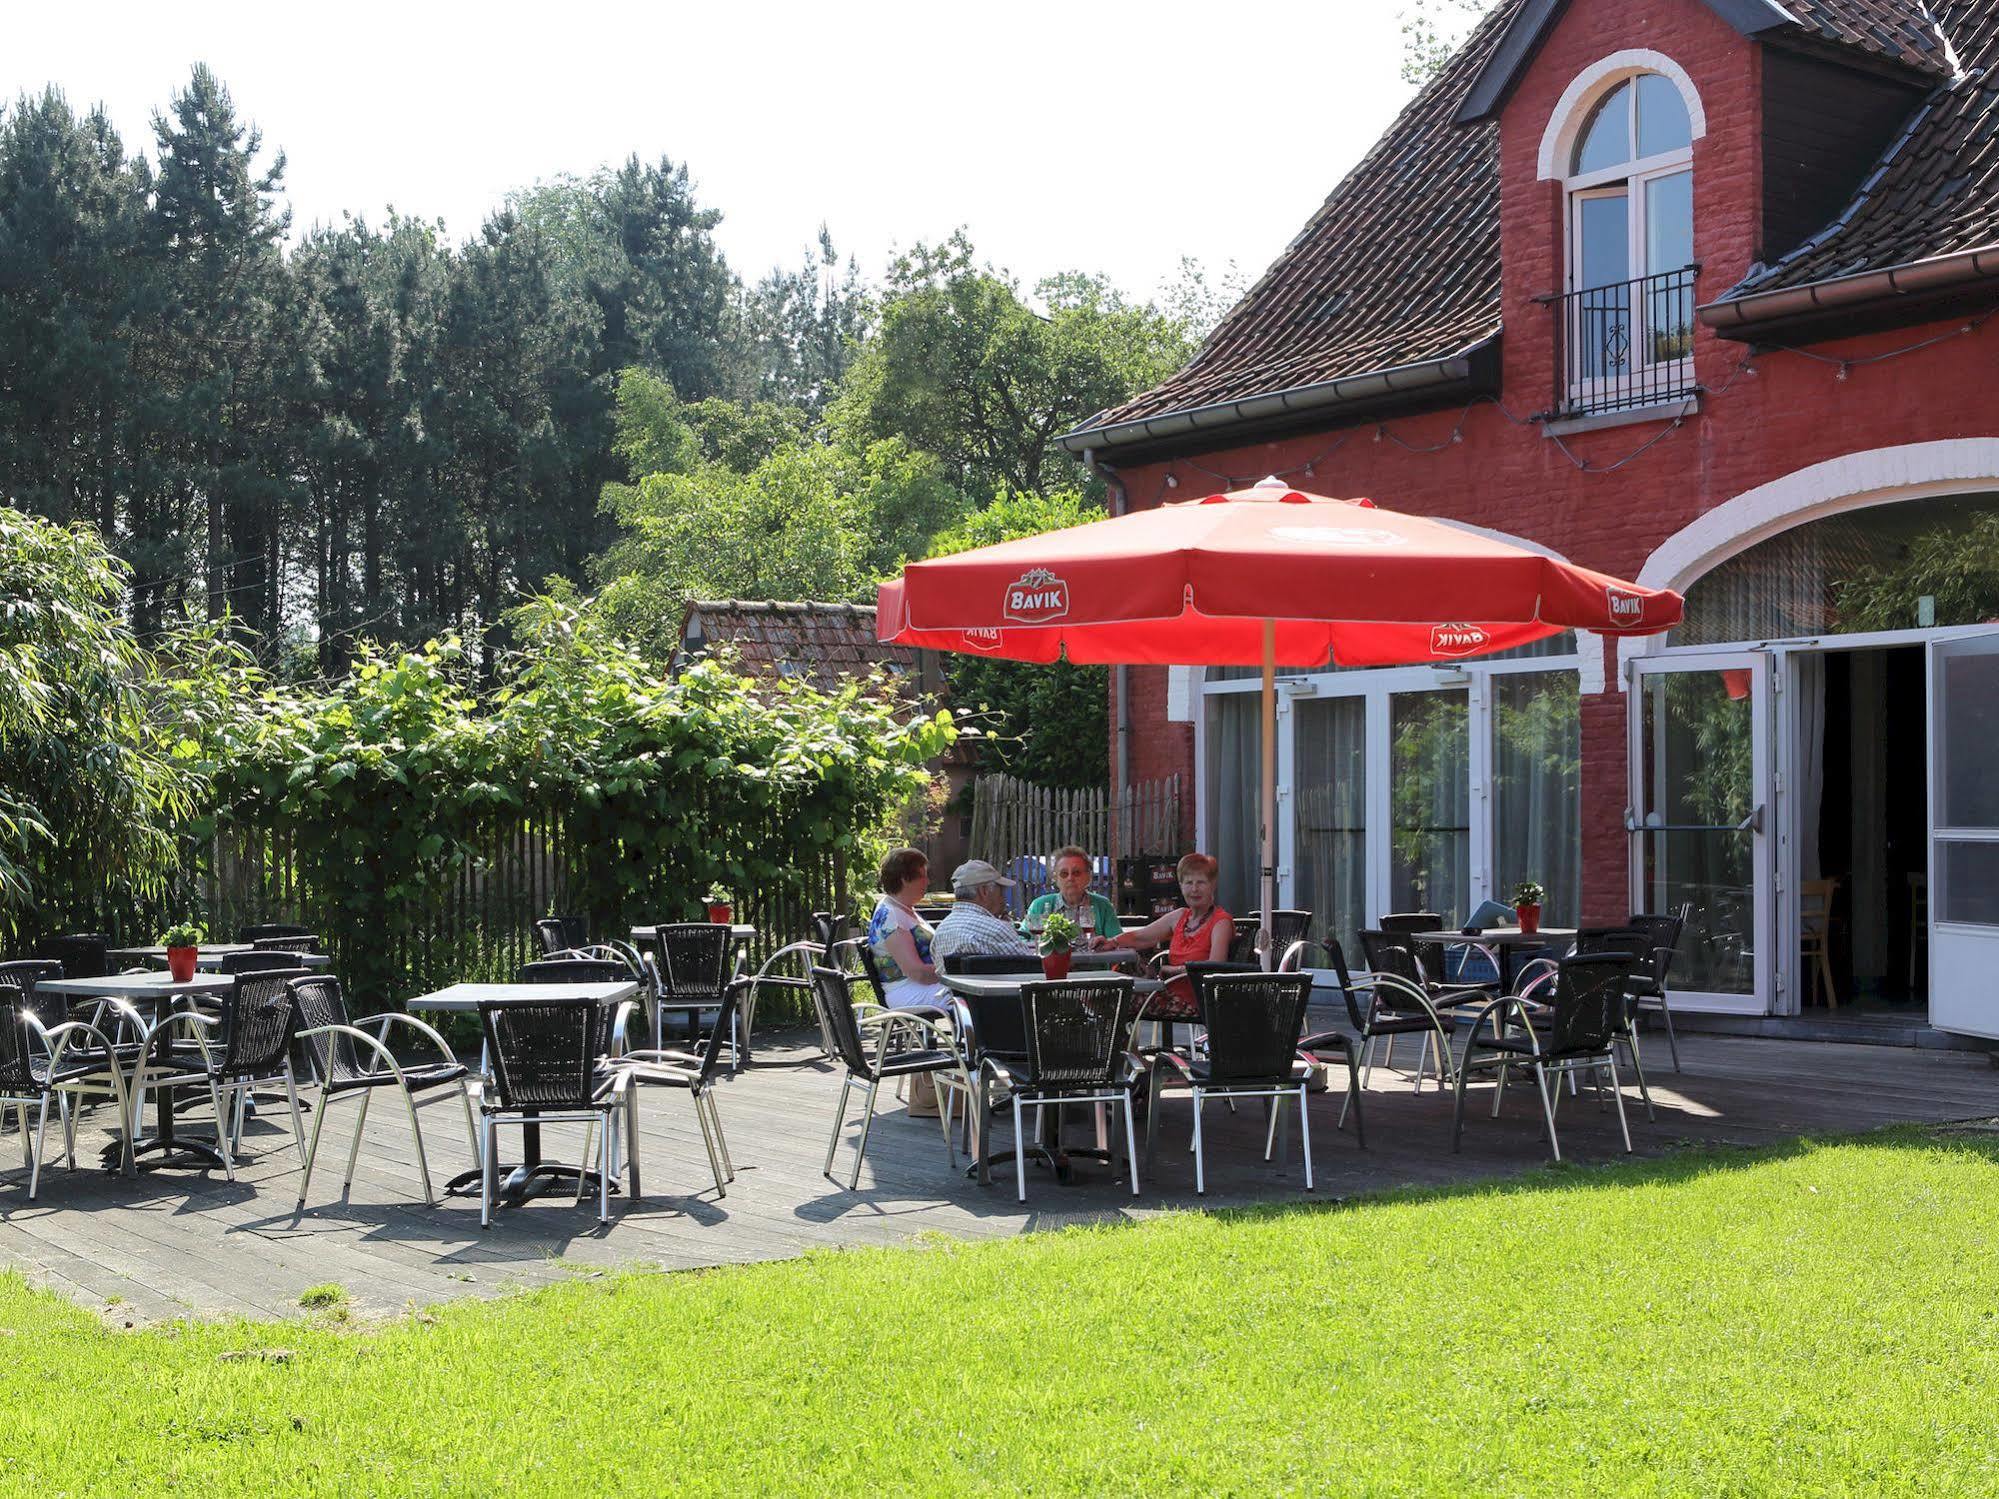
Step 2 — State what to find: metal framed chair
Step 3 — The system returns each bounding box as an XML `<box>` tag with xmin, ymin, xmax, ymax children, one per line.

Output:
<box><xmin>1378</xmin><ymin>911</ymin><xmax>1444</xmax><ymax>935</ymax></box>
<box><xmin>1279</xmin><ymin>939</ymin><xmax>1367</xmax><ymax>1149</ymax></box>
<box><xmin>32</xmin><ymin>934</ymin><xmax>108</xmax><ymax>982</ymax></box>
<box><xmin>476</xmin><ymin>995</ymin><xmax>637</xmax><ymax>1228</ymax></box>
<box><xmin>216</xmin><ymin>950</ymin><xmax>306</xmax><ymax>976</ymax></box>
<box><xmin>291</xmin><ymin>975</ymin><xmax>478</xmax><ymax>1212</ymax></box>
<box><xmin>808</xmin><ymin>966</ymin><xmax>971</xmax><ymax>1190</ymax></box>
<box><xmin>1452</xmin><ymin>952</ymin><xmax>1637</xmax><ymax>1162</ymax></box>
<box><xmin>239</xmin><ymin>923</ymin><xmax>313</xmax><ymax>944</ymax></box>
<box><xmin>1148</xmin><ymin>971</ymin><xmax>1315</xmax><ymax>1194</ymax></box>
<box><xmin>1625</xmin><ymin>911</ymin><xmax>1686</xmax><ymax>1070</ymax></box>
<box><xmin>635</xmin><ymin>923</ymin><xmax>754</xmax><ymax>1061</ymax></box>
<box><xmin>251</xmin><ymin>933</ymin><xmax>321</xmax><ymax>954</ymax></box>
<box><xmin>1236</xmin><ymin>910</ymin><xmax>1313</xmax><ymax>968</ymax></box>
<box><xmin>851</xmin><ymin>937</ymin><xmax>951</xmax><ymax>1023</ymax></box>
<box><xmin>1352</xmin><ymin>929</ymin><xmax>1486</xmax><ymax>1104</ymax></box>
<box><xmin>980</xmin><ymin>976</ymin><xmax>1140</xmax><ymax>1203</ymax></box>
<box><xmin>0</xmin><ymin>978</ymin><xmax>135</xmax><ymax>1195</ymax></box>
<box><xmin>606</xmin><ymin>985</ymin><xmax>743</xmax><ymax>1198</ymax></box>
<box><xmin>133</xmin><ymin>967</ymin><xmax>311</xmax><ymax>1179</ymax></box>
<box><xmin>1570</xmin><ymin>928</ymin><xmax>1660</xmax><ymax>1118</ymax></box>
<box><xmin>532</xmin><ymin>916</ymin><xmax>591</xmax><ymax>957</ymax></box>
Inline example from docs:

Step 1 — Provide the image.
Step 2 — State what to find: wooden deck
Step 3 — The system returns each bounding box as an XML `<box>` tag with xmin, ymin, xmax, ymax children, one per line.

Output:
<box><xmin>1</xmin><ymin>1022</ymin><xmax>1993</xmax><ymax>1324</ymax></box>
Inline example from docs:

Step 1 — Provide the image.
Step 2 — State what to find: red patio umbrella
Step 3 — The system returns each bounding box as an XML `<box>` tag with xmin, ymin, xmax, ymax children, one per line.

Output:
<box><xmin>879</xmin><ymin>480</ymin><xmax>1684</xmax><ymax>959</ymax></box>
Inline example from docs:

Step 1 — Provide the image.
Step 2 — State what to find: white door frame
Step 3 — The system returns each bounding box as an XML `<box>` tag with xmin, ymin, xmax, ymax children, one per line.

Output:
<box><xmin>1926</xmin><ymin>632</ymin><xmax>1999</xmax><ymax>1038</ymax></box>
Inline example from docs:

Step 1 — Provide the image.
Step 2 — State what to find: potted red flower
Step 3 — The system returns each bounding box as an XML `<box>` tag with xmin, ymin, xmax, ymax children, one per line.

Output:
<box><xmin>1038</xmin><ymin>912</ymin><xmax>1079</xmax><ymax>980</ymax></box>
<box><xmin>705</xmin><ymin>885</ymin><xmax>734</xmax><ymax>926</ymax></box>
<box><xmin>159</xmin><ymin>920</ymin><xmax>206</xmax><ymax>983</ymax></box>
<box><xmin>1511</xmin><ymin>881</ymin><xmax>1545</xmax><ymax>937</ymax></box>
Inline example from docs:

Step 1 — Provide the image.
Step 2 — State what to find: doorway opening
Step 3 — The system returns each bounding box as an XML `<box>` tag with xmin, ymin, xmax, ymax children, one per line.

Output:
<box><xmin>1796</xmin><ymin>645</ymin><xmax>1928</xmax><ymax>1019</ymax></box>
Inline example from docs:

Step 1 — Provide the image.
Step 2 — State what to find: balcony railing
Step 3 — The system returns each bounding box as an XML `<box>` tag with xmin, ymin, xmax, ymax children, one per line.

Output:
<box><xmin>1548</xmin><ymin>264</ymin><xmax>1699</xmax><ymax>419</ymax></box>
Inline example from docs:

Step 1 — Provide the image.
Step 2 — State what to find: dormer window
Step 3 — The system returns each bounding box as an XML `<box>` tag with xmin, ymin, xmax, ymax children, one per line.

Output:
<box><xmin>1555</xmin><ymin>68</ymin><xmax>1699</xmax><ymax>416</ymax></box>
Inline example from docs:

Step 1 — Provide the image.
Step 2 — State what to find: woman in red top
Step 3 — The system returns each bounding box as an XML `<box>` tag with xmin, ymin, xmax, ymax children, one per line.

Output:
<box><xmin>1110</xmin><ymin>852</ymin><xmax>1233</xmax><ymax>1021</ymax></box>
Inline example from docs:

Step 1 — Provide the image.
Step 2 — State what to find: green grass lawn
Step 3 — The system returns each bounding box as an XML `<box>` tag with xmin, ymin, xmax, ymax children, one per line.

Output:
<box><xmin>5</xmin><ymin>1127</ymin><xmax>1998</xmax><ymax>1496</ymax></box>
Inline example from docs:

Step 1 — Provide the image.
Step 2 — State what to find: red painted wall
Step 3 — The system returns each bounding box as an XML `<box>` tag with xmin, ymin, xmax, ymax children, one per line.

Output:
<box><xmin>1110</xmin><ymin>0</ymin><xmax>1999</xmax><ymax>924</ymax></box>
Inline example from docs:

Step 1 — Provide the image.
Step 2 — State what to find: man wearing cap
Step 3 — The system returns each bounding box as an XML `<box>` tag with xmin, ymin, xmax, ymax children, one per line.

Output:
<box><xmin>932</xmin><ymin>860</ymin><xmax>1039</xmax><ymax>964</ymax></box>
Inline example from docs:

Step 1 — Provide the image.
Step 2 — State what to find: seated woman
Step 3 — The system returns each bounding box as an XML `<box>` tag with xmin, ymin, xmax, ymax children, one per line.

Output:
<box><xmin>1108</xmin><ymin>852</ymin><xmax>1234</xmax><ymax>1021</ymax></box>
<box><xmin>1022</xmin><ymin>845</ymin><xmax>1123</xmax><ymax>947</ymax></box>
<box><xmin>865</xmin><ymin>846</ymin><xmax>953</xmax><ymax>1010</ymax></box>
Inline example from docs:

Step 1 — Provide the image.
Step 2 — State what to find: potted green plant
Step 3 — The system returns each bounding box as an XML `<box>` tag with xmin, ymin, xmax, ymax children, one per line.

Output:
<box><xmin>1511</xmin><ymin>881</ymin><xmax>1546</xmax><ymax>936</ymax></box>
<box><xmin>159</xmin><ymin>920</ymin><xmax>207</xmax><ymax>983</ymax></box>
<box><xmin>705</xmin><ymin>884</ymin><xmax>734</xmax><ymax>925</ymax></box>
<box><xmin>1038</xmin><ymin>912</ymin><xmax>1080</xmax><ymax>980</ymax></box>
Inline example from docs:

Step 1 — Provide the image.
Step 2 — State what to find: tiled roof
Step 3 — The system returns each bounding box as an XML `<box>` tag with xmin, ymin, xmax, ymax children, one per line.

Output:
<box><xmin>678</xmin><ymin>599</ymin><xmax>922</xmax><ymax>693</ymax></box>
<box><xmin>1073</xmin><ymin>0</ymin><xmax>1520</xmax><ymax>436</ymax></box>
<box><xmin>1783</xmin><ymin>0</ymin><xmax>1955</xmax><ymax>78</ymax></box>
<box><xmin>1731</xmin><ymin>0</ymin><xmax>1999</xmax><ymax>294</ymax></box>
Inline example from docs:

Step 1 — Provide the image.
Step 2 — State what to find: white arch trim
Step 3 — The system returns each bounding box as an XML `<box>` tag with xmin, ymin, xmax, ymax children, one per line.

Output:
<box><xmin>1615</xmin><ymin>437</ymin><xmax>1999</xmax><ymax>684</ymax></box>
<box><xmin>1537</xmin><ymin>49</ymin><xmax>1708</xmax><ymax>181</ymax></box>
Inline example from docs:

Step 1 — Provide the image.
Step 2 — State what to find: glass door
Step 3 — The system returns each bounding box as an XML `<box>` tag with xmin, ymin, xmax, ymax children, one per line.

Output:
<box><xmin>1629</xmin><ymin>654</ymin><xmax>1772</xmax><ymax>1014</ymax></box>
<box><xmin>1294</xmin><ymin>695</ymin><xmax>1367</xmax><ymax>964</ymax></box>
<box><xmin>1390</xmin><ymin>689</ymin><xmax>1471</xmax><ymax>920</ymax></box>
<box><xmin>1927</xmin><ymin>635</ymin><xmax>1999</xmax><ymax>1037</ymax></box>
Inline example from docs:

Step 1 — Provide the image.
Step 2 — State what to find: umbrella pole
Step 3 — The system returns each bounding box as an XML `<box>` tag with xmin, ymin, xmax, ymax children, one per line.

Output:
<box><xmin>1260</xmin><ymin>619</ymin><xmax>1277</xmax><ymax>970</ymax></box>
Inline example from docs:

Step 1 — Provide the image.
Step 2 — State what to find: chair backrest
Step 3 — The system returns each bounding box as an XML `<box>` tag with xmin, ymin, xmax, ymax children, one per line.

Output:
<box><xmin>479</xmin><ymin>997</ymin><xmax>603</xmax><ymax>1110</ymax></box>
<box><xmin>251</xmin><ymin>933</ymin><xmax>321</xmax><ymax>954</ymax></box>
<box><xmin>218</xmin><ymin>949</ymin><xmax>304</xmax><ymax>976</ymax></box>
<box><xmin>516</xmin><ymin>958</ymin><xmax>628</xmax><ymax>986</ymax></box>
<box><xmin>1227</xmin><ymin>915</ymin><xmax>1261</xmax><ymax>965</ymax></box>
<box><xmin>1249</xmin><ymin>910</ymin><xmax>1314</xmax><ymax>951</ymax></box>
<box><xmin>34</xmin><ymin>933</ymin><xmax>107</xmax><ymax>981</ymax></box>
<box><xmin>222</xmin><ymin>967</ymin><xmax>309</xmax><ymax>1075</ymax></box>
<box><xmin>288</xmin><ymin>975</ymin><xmax>363</xmax><ymax>1086</ymax></box>
<box><xmin>0</xmin><ymin>958</ymin><xmax>65</xmax><ymax>1030</ymax></box>
<box><xmin>1379</xmin><ymin>912</ymin><xmax>1445</xmax><ymax>936</ymax></box>
<box><xmin>532</xmin><ymin>917</ymin><xmax>580</xmax><ymax>956</ymax></box>
<box><xmin>1194</xmin><ymin>971</ymin><xmax>1314</xmax><ymax>1084</ymax></box>
<box><xmin>1358</xmin><ymin>929</ymin><xmax>1433</xmax><ymax>1004</ymax></box>
<box><xmin>1624</xmin><ymin>912</ymin><xmax>1684</xmax><ymax>989</ymax></box>
<box><xmin>808</xmin><ymin>965</ymin><xmax>874</xmax><ymax>1076</ymax></box>
<box><xmin>1546</xmin><ymin>953</ymin><xmax>1634</xmax><ymax>1054</ymax></box>
<box><xmin>0</xmin><ymin>988</ymin><xmax>36</xmax><ymax>1092</ymax></box>
<box><xmin>811</xmin><ymin>911</ymin><xmax>853</xmax><ymax>952</ymax></box>
<box><xmin>958</xmin><ymin>987</ymin><xmax>1029</xmax><ymax>1062</ymax></box>
<box><xmin>1017</xmin><ymin>977</ymin><xmax>1135</xmax><ymax>1090</ymax></box>
<box><xmin>239</xmin><ymin>922</ymin><xmax>311</xmax><ymax>943</ymax></box>
<box><xmin>851</xmin><ymin>938</ymin><xmax>892</xmax><ymax>1005</ymax></box>
<box><xmin>640</xmin><ymin>923</ymin><xmax>733</xmax><ymax>1004</ymax></box>
<box><xmin>941</xmin><ymin>951</ymin><xmax>1035</xmax><ymax>977</ymax></box>
<box><xmin>1798</xmin><ymin>879</ymin><xmax>1837</xmax><ymax>935</ymax></box>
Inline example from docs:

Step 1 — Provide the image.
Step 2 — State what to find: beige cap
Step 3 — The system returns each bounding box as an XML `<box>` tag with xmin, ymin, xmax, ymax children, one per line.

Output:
<box><xmin>950</xmin><ymin>859</ymin><xmax>1016</xmax><ymax>892</ymax></box>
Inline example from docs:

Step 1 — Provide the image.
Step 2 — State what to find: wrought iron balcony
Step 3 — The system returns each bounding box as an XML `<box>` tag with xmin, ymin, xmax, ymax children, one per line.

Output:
<box><xmin>1548</xmin><ymin>264</ymin><xmax>1699</xmax><ymax>419</ymax></box>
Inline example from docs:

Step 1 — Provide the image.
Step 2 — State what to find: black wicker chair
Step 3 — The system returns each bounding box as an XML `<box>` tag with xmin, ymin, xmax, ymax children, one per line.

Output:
<box><xmin>292</xmin><ymin>975</ymin><xmax>478</xmax><ymax>1211</ymax></box>
<box><xmin>134</xmin><ymin>967</ymin><xmax>310</xmax><ymax>1178</ymax></box>
<box><xmin>1148</xmin><ymin>970</ymin><xmax>1316</xmax><ymax>1194</ymax></box>
<box><xmin>1231</xmin><ymin>910</ymin><xmax>1313</xmax><ymax>968</ymax></box>
<box><xmin>1452</xmin><ymin>952</ymin><xmax>1637</xmax><ymax>1161</ymax></box>
<box><xmin>251</xmin><ymin>933</ymin><xmax>321</xmax><ymax>954</ymax></box>
<box><xmin>1624</xmin><ymin>912</ymin><xmax>1686</xmax><ymax>1071</ymax></box>
<box><xmin>811</xmin><ymin>911</ymin><xmax>854</xmax><ymax>953</ymax></box>
<box><xmin>1570</xmin><ymin>927</ymin><xmax>1662</xmax><ymax>1118</ymax></box>
<box><xmin>530</xmin><ymin>916</ymin><xmax>591</xmax><ymax>957</ymax></box>
<box><xmin>635</xmin><ymin>923</ymin><xmax>754</xmax><ymax>1062</ymax></box>
<box><xmin>977</xmin><ymin>976</ymin><xmax>1139</xmax><ymax>1203</ymax></box>
<box><xmin>476</xmin><ymin>995</ymin><xmax>636</xmax><ymax>1227</ymax></box>
<box><xmin>809</xmin><ymin>966</ymin><xmax>970</xmax><ymax>1190</ymax></box>
<box><xmin>1346</xmin><ymin>930</ymin><xmax>1485</xmax><ymax>1110</ymax></box>
<box><xmin>217</xmin><ymin>950</ymin><xmax>306</xmax><ymax>976</ymax></box>
<box><xmin>851</xmin><ymin>935</ymin><xmax>951</xmax><ymax>1023</ymax></box>
<box><xmin>0</xmin><ymin>971</ymin><xmax>134</xmax><ymax>1194</ymax></box>
<box><xmin>1378</xmin><ymin>911</ymin><xmax>1445</xmax><ymax>935</ymax></box>
<box><xmin>33</xmin><ymin>934</ymin><xmax>108</xmax><ymax>982</ymax></box>
<box><xmin>608</xmin><ymin>984</ymin><xmax>744</xmax><ymax>1197</ymax></box>
<box><xmin>239</xmin><ymin>923</ymin><xmax>313</xmax><ymax>943</ymax></box>
<box><xmin>1278</xmin><ymin>939</ymin><xmax>1367</xmax><ymax>1149</ymax></box>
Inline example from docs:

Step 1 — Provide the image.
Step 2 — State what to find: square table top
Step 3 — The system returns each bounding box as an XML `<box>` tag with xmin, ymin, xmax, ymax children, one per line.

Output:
<box><xmin>628</xmin><ymin>925</ymin><xmax>755</xmax><ymax>942</ymax></box>
<box><xmin>942</xmin><ymin>971</ymin><xmax>1163</xmax><ymax>1001</ymax></box>
<box><xmin>403</xmin><ymin>980</ymin><xmax>640</xmax><ymax>1013</ymax></box>
<box><xmin>1408</xmin><ymin>927</ymin><xmax>1576</xmax><ymax>947</ymax></box>
<box><xmin>35</xmin><ymin>971</ymin><xmax>236</xmax><ymax>999</ymax></box>
<box><xmin>108</xmin><ymin>944</ymin><xmax>331</xmax><ymax>971</ymax></box>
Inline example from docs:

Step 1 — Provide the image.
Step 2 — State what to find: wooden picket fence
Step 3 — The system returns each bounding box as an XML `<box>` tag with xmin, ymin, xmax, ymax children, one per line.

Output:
<box><xmin>966</xmin><ymin>773</ymin><xmax>1181</xmax><ymax>904</ymax></box>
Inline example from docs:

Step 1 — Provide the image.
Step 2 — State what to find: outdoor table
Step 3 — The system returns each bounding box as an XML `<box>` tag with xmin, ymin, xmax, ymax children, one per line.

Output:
<box><xmin>37</xmin><ymin>971</ymin><xmax>239</xmax><ymax>1170</ymax></box>
<box><xmin>404</xmin><ymin>980</ymin><xmax>640</xmax><ymax>1205</ymax></box>
<box><xmin>1407</xmin><ymin>926</ymin><xmax>1576</xmax><ymax>995</ymax></box>
<box><xmin>628</xmin><ymin>924</ymin><xmax>755</xmax><ymax>944</ymax></box>
<box><xmin>940</xmin><ymin>968</ymin><xmax>1162</xmax><ymax>1185</ymax></box>
<box><xmin>108</xmin><ymin>944</ymin><xmax>331</xmax><ymax>971</ymax></box>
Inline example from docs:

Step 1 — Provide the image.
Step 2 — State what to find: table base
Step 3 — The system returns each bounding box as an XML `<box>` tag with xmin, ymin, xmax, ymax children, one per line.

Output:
<box><xmin>443</xmin><ymin>1163</ymin><xmax>619</xmax><ymax>1204</ymax></box>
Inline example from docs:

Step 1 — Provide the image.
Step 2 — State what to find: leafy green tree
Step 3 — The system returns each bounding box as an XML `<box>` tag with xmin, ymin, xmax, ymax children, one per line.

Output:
<box><xmin>741</xmin><ymin>227</ymin><xmax>871</xmax><ymax>413</ymax></box>
<box><xmin>830</xmin><ymin>232</ymin><xmax>1192</xmax><ymax>501</ymax></box>
<box><xmin>926</xmin><ymin>489</ymin><xmax>1108</xmax><ymax>789</ymax></box>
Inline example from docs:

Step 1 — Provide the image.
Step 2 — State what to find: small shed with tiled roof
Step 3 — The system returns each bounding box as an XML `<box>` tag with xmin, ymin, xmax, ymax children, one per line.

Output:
<box><xmin>676</xmin><ymin>599</ymin><xmax>936</xmax><ymax>696</ymax></box>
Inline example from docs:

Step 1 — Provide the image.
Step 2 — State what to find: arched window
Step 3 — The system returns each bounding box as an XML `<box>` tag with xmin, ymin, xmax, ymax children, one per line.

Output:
<box><xmin>1559</xmin><ymin>72</ymin><xmax>1696</xmax><ymax>411</ymax></box>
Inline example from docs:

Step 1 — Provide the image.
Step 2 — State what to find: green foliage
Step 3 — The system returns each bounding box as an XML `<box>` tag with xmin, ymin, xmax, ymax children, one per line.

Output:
<box><xmin>925</xmin><ymin>490</ymin><xmax>1109</xmax><ymax>790</ymax></box>
<box><xmin>1037</xmin><ymin>911</ymin><xmax>1079</xmax><ymax>953</ymax></box>
<box><xmin>830</xmin><ymin>232</ymin><xmax>1194</xmax><ymax>501</ymax></box>
<box><xmin>1837</xmin><ymin>510</ymin><xmax>1999</xmax><ymax>633</ymax></box>
<box><xmin>593</xmin><ymin>370</ymin><xmax>966</xmax><ymax>656</ymax></box>
<box><xmin>1399</xmin><ymin>0</ymin><xmax>1500</xmax><ymax>85</ymax></box>
<box><xmin>1509</xmin><ymin>880</ymin><xmax>1544</xmax><ymax>908</ymax></box>
<box><xmin>158</xmin><ymin>920</ymin><xmax>206</xmax><ymax>948</ymax></box>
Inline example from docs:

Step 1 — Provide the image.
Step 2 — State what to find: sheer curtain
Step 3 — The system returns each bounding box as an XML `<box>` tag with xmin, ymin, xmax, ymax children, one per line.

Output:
<box><xmin>1295</xmin><ymin>696</ymin><xmax>1367</xmax><ymax>960</ymax></box>
<box><xmin>1492</xmin><ymin>672</ymin><xmax>1582</xmax><ymax>926</ymax></box>
<box><xmin>1204</xmin><ymin>694</ymin><xmax>1261</xmax><ymax>916</ymax></box>
<box><xmin>1391</xmin><ymin>691</ymin><xmax>1470</xmax><ymax>921</ymax></box>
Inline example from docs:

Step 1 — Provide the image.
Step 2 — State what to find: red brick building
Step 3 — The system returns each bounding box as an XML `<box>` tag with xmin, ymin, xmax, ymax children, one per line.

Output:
<box><xmin>1062</xmin><ymin>0</ymin><xmax>1999</xmax><ymax>1037</ymax></box>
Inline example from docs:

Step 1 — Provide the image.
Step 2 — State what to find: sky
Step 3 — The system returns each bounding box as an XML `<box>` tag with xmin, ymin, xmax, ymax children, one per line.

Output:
<box><xmin>4</xmin><ymin>0</ymin><xmax>1422</xmax><ymax>301</ymax></box>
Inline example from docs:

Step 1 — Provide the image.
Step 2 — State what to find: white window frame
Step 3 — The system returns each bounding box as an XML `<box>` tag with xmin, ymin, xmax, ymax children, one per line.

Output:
<box><xmin>1559</xmin><ymin>78</ymin><xmax>1696</xmax><ymax>409</ymax></box>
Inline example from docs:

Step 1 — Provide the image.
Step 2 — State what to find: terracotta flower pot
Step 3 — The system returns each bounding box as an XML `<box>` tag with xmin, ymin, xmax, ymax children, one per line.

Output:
<box><xmin>1040</xmin><ymin>950</ymin><xmax>1073</xmax><ymax>980</ymax></box>
<box><xmin>166</xmin><ymin>945</ymin><xmax>199</xmax><ymax>983</ymax></box>
<box><xmin>707</xmin><ymin>903</ymin><xmax>733</xmax><ymax>925</ymax></box>
<box><xmin>1515</xmin><ymin>903</ymin><xmax>1542</xmax><ymax>936</ymax></box>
